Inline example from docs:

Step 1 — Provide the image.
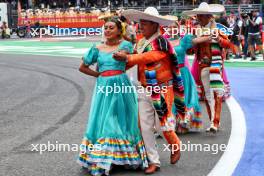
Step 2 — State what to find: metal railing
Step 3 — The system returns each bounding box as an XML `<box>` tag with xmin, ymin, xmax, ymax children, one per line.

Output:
<box><xmin>112</xmin><ymin>4</ymin><xmax>263</xmax><ymax>15</ymax></box>
<box><xmin>8</xmin><ymin>3</ymin><xmax>263</xmax><ymax>28</ymax></box>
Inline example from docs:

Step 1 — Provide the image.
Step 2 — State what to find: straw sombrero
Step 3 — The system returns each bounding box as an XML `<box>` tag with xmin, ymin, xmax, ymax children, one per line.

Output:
<box><xmin>122</xmin><ymin>7</ymin><xmax>174</xmax><ymax>26</ymax></box>
<box><xmin>182</xmin><ymin>2</ymin><xmax>225</xmax><ymax>16</ymax></box>
<box><xmin>163</xmin><ymin>15</ymin><xmax>178</xmax><ymax>21</ymax></box>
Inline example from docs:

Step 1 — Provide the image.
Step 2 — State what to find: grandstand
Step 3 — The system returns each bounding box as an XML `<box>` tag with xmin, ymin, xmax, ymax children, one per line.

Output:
<box><xmin>1</xmin><ymin>0</ymin><xmax>262</xmax><ymax>30</ymax></box>
<box><xmin>1</xmin><ymin>0</ymin><xmax>263</xmax><ymax>11</ymax></box>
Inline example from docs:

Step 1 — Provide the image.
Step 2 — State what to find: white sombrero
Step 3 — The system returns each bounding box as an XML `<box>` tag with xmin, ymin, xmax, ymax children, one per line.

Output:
<box><xmin>182</xmin><ymin>2</ymin><xmax>225</xmax><ymax>16</ymax></box>
<box><xmin>122</xmin><ymin>7</ymin><xmax>174</xmax><ymax>26</ymax></box>
<box><xmin>164</xmin><ymin>15</ymin><xmax>178</xmax><ymax>21</ymax></box>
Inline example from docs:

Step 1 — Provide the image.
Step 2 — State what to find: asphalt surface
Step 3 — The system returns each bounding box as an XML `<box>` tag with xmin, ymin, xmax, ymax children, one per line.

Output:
<box><xmin>0</xmin><ymin>53</ymin><xmax>231</xmax><ymax>176</ymax></box>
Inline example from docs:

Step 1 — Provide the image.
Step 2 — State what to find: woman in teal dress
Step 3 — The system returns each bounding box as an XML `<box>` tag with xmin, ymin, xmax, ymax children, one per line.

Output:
<box><xmin>174</xmin><ymin>34</ymin><xmax>204</xmax><ymax>133</ymax></box>
<box><xmin>77</xmin><ymin>18</ymin><xmax>148</xmax><ymax>176</ymax></box>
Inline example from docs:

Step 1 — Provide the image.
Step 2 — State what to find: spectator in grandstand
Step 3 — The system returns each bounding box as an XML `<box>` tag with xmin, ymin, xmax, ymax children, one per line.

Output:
<box><xmin>247</xmin><ymin>9</ymin><xmax>263</xmax><ymax>61</ymax></box>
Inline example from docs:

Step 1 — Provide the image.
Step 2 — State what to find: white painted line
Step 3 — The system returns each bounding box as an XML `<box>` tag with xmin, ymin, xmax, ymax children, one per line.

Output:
<box><xmin>207</xmin><ymin>96</ymin><xmax>247</xmax><ymax>176</ymax></box>
<box><xmin>15</xmin><ymin>39</ymin><xmax>41</xmax><ymax>42</ymax></box>
<box><xmin>0</xmin><ymin>51</ymin><xmax>80</xmax><ymax>58</ymax></box>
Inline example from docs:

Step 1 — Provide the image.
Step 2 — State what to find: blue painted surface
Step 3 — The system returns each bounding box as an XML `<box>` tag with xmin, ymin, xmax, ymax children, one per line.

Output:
<box><xmin>227</xmin><ymin>68</ymin><xmax>264</xmax><ymax>176</ymax></box>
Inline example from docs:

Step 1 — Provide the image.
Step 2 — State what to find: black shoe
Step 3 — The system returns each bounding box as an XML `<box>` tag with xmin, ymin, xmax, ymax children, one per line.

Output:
<box><xmin>235</xmin><ymin>55</ymin><xmax>242</xmax><ymax>59</ymax></box>
<box><xmin>250</xmin><ymin>57</ymin><xmax>257</xmax><ymax>61</ymax></box>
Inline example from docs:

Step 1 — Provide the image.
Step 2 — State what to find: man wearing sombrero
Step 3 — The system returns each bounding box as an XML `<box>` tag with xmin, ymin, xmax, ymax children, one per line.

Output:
<box><xmin>183</xmin><ymin>3</ymin><xmax>235</xmax><ymax>133</ymax></box>
<box><xmin>113</xmin><ymin>7</ymin><xmax>185</xmax><ymax>174</ymax></box>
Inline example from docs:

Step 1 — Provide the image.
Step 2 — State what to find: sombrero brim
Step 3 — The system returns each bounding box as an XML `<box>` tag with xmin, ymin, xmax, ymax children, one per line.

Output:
<box><xmin>182</xmin><ymin>4</ymin><xmax>225</xmax><ymax>16</ymax></box>
<box><xmin>122</xmin><ymin>9</ymin><xmax>174</xmax><ymax>26</ymax></box>
<box><xmin>164</xmin><ymin>15</ymin><xmax>178</xmax><ymax>21</ymax></box>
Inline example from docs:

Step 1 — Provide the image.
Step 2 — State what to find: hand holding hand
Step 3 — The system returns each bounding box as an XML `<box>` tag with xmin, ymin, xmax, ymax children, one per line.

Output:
<box><xmin>113</xmin><ymin>51</ymin><xmax>128</xmax><ymax>62</ymax></box>
<box><xmin>206</xmin><ymin>35</ymin><xmax>213</xmax><ymax>42</ymax></box>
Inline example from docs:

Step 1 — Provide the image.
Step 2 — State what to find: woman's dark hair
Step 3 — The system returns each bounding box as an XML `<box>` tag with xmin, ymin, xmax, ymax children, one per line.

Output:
<box><xmin>180</xmin><ymin>19</ymin><xmax>186</xmax><ymax>25</ymax></box>
<box><xmin>120</xmin><ymin>16</ymin><xmax>127</xmax><ymax>22</ymax></box>
<box><xmin>105</xmin><ymin>16</ymin><xmax>122</xmax><ymax>32</ymax></box>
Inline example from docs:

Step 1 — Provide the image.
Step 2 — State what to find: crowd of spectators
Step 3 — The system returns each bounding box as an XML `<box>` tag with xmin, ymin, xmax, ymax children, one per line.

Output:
<box><xmin>215</xmin><ymin>9</ymin><xmax>263</xmax><ymax>60</ymax></box>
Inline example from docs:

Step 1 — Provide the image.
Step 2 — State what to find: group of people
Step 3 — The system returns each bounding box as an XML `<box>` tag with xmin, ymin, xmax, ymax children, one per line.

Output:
<box><xmin>18</xmin><ymin>7</ymin><xmax>105</xmax><ymax>26</ymax></box>
<box><xmin>217</xmin><ymin>9</ymin><xmax>263</xmax><ymax>61</ymax></box>
<box><xmin>77</xmin><ymin>2</ymin><xmax>236</xmax><ymax>176</ymax></box>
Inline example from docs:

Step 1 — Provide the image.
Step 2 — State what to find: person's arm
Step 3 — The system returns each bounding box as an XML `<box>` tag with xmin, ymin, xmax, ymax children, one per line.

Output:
<box><xmin>218</xmin><ymin>36</ymin><xmax>237</xmax><ymax>54</ymax></box>
<box><xmin>79</xmin><ymin>60</ymin><xmax>100</xmax><ymax>78</ymax></box>
<box><xmin>255</xmin><ymin>17</ymin><xmax>262</xmax><ymax>25</ymax></box>
<box><xmin>248</xmin><ymin>16</ymin><xmax>261</xmax><ymax>26</ymax></box>
<box><xmin>123</xmin><ymin>34</ymin><xmax>132</xmax><ymax>42</ymax></box>
<box><xmin>113</xmin><ymin>50</ymin><xmax>169</xmax><ymax>66</ymax></box>
<box><xmin>79</xmin><ymin>45</ymin><xmax>100</xmax><ymax>77</ymax></box>
<box><xmin>127</xmin><ymin>51</ymin><xmax>169</xmax><ymax>65</ymax></box>
<box><xmin>238</xmin><ymin>20</ymin><xmax>243</xmax><ymax>39</ymax></box>
<box><xmin>170</xmin><ymin>40</ymin><xmax>180</xmax><ymax>47</ymax></box>
<box><xmin>248</xmin><ymin>18</ymin><xmax>256</xmax><ymax>26</ymax></box>
<box><xmin>239</xmin><ymin>27</ymin><xmax>242</xmax><ymax>40</ymax></box>
<box><xmin>125</xmin><ymin>64</ymin><xmax>134</xmax><ymax>70</ymax></box>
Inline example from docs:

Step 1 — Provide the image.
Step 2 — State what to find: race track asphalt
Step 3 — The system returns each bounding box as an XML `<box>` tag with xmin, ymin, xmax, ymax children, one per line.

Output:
<box><xmin>0</xmin><ymin>53</ymin><xmax>231</xmax><ymax>176</ymax></box>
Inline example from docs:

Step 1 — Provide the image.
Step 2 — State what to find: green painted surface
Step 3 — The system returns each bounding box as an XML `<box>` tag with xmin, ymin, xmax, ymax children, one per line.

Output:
<box><xmin>0</xmin><ymin>40</ymin><xmax>263</xmax><ymax>67</ymax></box>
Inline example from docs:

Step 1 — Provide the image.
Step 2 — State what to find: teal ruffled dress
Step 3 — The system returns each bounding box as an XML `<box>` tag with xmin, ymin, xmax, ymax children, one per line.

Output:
<box><xmin>174</xmin><ymin>35</ymin><xmax>203</xmax><ymax>133</ymax></box>
<box><xmin>78</xmin><ymin>40</ymin><xmax>148</xmax><ymax>175</ymax></box>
